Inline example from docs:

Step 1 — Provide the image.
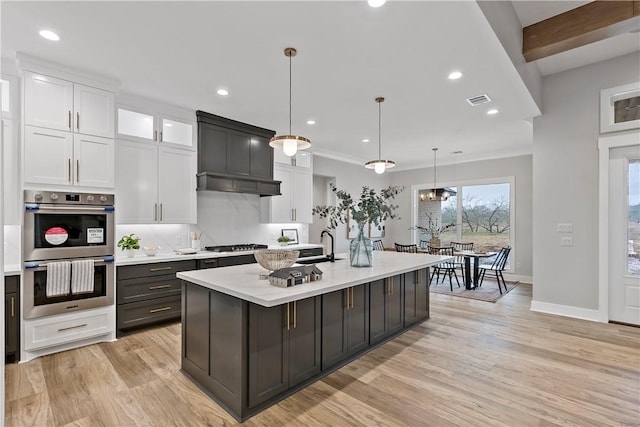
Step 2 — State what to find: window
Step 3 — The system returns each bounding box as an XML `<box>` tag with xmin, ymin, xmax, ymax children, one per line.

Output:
<box><xmin>628</xmin><ymin>160</ymin><xmax>639</xmax><ymax>276</ymax></box>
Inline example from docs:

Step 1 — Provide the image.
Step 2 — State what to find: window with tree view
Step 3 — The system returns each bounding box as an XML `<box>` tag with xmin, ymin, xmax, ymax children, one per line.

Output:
<box><xmin>628</xmin><ymin>160</ymin><xmax>639</xmax><ymax>276</ymax></box>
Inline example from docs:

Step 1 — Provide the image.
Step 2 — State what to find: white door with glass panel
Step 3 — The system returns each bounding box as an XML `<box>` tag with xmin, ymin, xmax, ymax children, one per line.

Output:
<box><xmin>609</xmin><ymin>146</ymin><xmax>640</xmax><ymax>325</ymax></box>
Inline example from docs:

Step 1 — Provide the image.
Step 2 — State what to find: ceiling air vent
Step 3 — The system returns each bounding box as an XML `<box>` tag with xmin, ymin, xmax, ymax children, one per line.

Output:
<box><xmin>466</xmin><ymin>94</ymin><xmax>491</xmax><ymax>106</ymax></box>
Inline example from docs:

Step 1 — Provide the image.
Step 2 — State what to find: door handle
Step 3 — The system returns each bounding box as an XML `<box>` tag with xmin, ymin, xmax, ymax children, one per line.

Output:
<box><xmin>77</xmin><ymin>112</ymin><xmax>80</xmax><ymax>130</ymax></box>
<box><xmin>293</xmin><ymin>301</ymin><xmax>297</xmax><ymax>329</ymax></box>
<box><xmin>159</xmin><ymin>203</ymin><xmax>163</xmax><ymax>221</ymax></box>
<box><xmin>68</xmin><ymin>110</ymin><xmax>72</xmax><ymax>130</ymax></box>
<box><xmin>286</xmin><ymin>302</ymin><xmax>290</xmax><ymax>331</ymax></box>
<box><xmin>160</xmin><ymin>131</ymin><xmax>163</xmax><ymax>142</ymax></box>
<box><xmin>149</xmin><ymin>307</ymin><xmax>172</xmax><ymax>314</ymax></box>
<box><xmin>350</xmin><ymin>287</ymin><xmax>354</xmax><ymax>309</ymax></box>
<box><xmin>149</xmin><ymin>266</ymin><xmax>172</xmax><ymax>272</ymax></box>
<box><xmin>58</xmin><ymin>323</ymin><xmax>87</xmax><ymax>332</ymax></box>
<box><xmin>154</xmin><ymin>203</ymin><xmax>157</xmax><ymax>221</ymax></box>
<box><xmin>149</xmin><ymin>284</ymin><xmax>172</xmax><ymax>290</ymax></box>
<box><xmin>10</xmin><ymin>296</ymin><xmax>15</xmax><ymax>318</ymax></box>
<box><xmin>76</xmin><ymin>160</ymin><xmax>80</xmax><ymax>184</ymax></box>
<box><xmin>68</xmin><ymin>158</ymin><xmax>72</xmax><ymax>183</ymax></box>
<box><xmin>154</xmin><ymin>130</ymin><xmax>157</xmax><ymax>141</ymax></box>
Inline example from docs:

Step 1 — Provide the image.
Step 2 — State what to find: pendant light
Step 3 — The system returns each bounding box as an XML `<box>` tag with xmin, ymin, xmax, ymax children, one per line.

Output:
<box><xmin>364</xmin><ymin>97</ymin><xmax>395</xmax><ymax>174</ymax></box>
<box><xmin>269</xmin><ymin>47</ymin><xmax>311</xmax><ymax>157</ymax></box>
<box><xmin>427</xmin><ymin>148</ymin><xmax>449</xmax><ymax>201</ymax></box>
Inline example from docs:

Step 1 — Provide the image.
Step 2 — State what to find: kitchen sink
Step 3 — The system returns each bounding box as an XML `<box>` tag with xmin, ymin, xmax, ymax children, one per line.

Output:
<box><xmin>296</xmin><ymin>256</ymin><xmax>344</xmax><ymax>265</ymax></box>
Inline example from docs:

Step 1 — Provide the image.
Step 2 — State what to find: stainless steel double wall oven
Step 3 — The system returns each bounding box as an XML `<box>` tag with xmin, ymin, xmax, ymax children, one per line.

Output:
<box><xmin>23</xmin><ymin>190</ymin><xmax>115</xmax><ymax>319</ymax></box>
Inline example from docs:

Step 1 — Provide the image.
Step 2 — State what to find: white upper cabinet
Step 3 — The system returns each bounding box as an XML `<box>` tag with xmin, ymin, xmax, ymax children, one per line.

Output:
<box><xmin>158</xmin><ymin>147</ymin><xmax>197</xmax><ymax>223</ymax></box>
<box><xmin>73</xmin><ymin>134</ymin><xmax>115</xmax><ymax>187</ymax></box>
<box><xmin>24</xmin><ymin>71</ymin><xmax>114</xmax><ymax>138</ymax></box>
<box><xmin>24</xmin><ymin>126</ymin><xmax>74</xmax><ymax>186</ymax></box>
<box><xmin>1</xmin><ymin>78</ymin><xmax>11</xmax><ymax>114</ymax></box>
<box><xmin>24</xmin><ymin>72</ymin><xmax>74</xmax><ymax>132</ymax></box>
<box><xmin>261</xmin><ymin>153</ymin><xmax>313</xmax><ymax>224</ymax></box>
<box><xmin>73</xmin><ymin>84</ymin><xmax>114</xmax><ymax>138</ymax></box>
<box><xmin>117</xmin><ymin>106</ymin><xmax>195</xmax><ymax>150</ymax></box>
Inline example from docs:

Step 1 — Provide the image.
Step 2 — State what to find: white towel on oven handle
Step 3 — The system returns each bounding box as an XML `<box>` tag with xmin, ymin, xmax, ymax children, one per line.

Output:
<box><xmin>71</xmin><ymin>259</ymin><xmax>95</xmax><ymax>294</ymax></box>
<box><xmin>46</xmin><ymin>261</ymin><xmax>71</xmax><ymax>297</ymax></box>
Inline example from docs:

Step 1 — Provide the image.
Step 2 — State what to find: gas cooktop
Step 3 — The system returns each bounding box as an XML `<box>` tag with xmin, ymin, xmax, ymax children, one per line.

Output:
<box><xmin>204</xmin><ymin>244</ymin><xmax>268</xmax><ymax>253</ymax></box>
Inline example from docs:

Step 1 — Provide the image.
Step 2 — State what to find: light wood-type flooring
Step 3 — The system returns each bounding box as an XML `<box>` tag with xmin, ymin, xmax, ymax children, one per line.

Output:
<box><xmin>5</xmin><ymin>284</ymin><xmax>640</xmax><ymax>426</ymax></box>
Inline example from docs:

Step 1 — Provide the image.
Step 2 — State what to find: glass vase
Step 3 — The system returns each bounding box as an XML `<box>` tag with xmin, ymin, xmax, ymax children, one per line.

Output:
<box><xmin>350</xmin><ymin>227</ymin><xmax>373</xmax><ymax>267</ymax></box>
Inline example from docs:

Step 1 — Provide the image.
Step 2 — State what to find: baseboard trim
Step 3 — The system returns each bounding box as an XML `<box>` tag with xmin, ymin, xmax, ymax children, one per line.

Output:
<box><xmin>504</xmin><ymin>273</ymin><xmax>532</xmax><ymax>284</ymax></box>
<box><xmin>530</xmin><ymin>300</ymin><xmax>606</xmax><ymax>323</ymax></box>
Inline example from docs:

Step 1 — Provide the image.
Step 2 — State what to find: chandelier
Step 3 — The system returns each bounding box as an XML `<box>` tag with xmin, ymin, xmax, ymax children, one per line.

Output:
<box><xmin>269</xmin><ymin>47</ymin><xmax>311</xmax><ymax>157</ymax></box>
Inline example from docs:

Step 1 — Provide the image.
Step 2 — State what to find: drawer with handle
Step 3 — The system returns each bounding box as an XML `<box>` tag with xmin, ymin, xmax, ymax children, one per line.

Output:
<box><xmin>24</xmin><ymin>307</ymin><xmax>113</xmax><ymax>351</ymax></box>
<box><xmin>117</xmin><ymin>260</ymin><xmax>196</xmax><ymax>280</ymax></box>
<box><xmin>117</xmin><ymin>295</ymin><xmax>181</xmax><ymax>331</ymax></box>
<box><xmin>117</xmin><ymin>274</ymin><xmax>181</xmax><ymax>304</ymax></box>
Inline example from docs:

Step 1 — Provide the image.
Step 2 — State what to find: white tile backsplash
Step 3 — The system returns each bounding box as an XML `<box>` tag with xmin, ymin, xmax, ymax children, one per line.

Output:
<box><xmin>116</xmin><ymin>224</ymin><xmax>189</xmax><ymax>255</ymax></box>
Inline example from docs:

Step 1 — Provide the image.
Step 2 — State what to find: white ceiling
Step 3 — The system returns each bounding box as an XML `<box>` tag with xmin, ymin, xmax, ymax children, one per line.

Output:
<box><xmin>1</xmin><ymin>1</ymin><xmax>636</xmax><ymax>171</ymax></box>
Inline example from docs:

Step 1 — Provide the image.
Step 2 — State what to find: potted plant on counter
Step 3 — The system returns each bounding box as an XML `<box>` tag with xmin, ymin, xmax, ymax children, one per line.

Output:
<box><xmin>117</xmin><ymin>233</ymin><xmax>140</xmax><ymax>258</ymax></box>
<box><xmin>313</xmin><ymin>183</ymin><xmax>404</xmax><ymax>267</ymax></box>
<box><xmin>277</xmin><ymin>235</ymin><xmax>292</xmax><ymax>246</ymax></box>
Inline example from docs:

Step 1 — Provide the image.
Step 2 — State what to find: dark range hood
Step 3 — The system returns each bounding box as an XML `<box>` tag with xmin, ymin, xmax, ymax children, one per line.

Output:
<box><xmin>196</xmin><ymin>110</ymin><xmax>281</xmax><ymax>196</ymax></box>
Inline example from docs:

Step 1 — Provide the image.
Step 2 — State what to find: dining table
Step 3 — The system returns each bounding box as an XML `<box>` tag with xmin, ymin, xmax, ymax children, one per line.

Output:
<box><xmin>454</xmin><ymin>250</ymin><xmax>496</xmax><ymax>290</ymax></box>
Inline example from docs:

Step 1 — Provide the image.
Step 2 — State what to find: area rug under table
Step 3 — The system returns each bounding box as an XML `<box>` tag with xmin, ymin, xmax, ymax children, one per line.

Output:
<box><xmin>429</xmin><ymin>279</ymin><xmax>519</xmax><ymax>303</ymax></box>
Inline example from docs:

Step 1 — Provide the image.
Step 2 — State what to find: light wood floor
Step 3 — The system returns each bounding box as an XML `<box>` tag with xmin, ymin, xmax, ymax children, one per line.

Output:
<box><xmin>6</xmin><ymin>284</ymin><xmax>640</xmax><ymax>426</ymax></box>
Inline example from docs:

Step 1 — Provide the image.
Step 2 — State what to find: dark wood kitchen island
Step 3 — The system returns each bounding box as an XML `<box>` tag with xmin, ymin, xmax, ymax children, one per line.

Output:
<box><xmin>177</xmin><ymin>251</ymin><xmax>449</xmax><ymax>421</ymax></box>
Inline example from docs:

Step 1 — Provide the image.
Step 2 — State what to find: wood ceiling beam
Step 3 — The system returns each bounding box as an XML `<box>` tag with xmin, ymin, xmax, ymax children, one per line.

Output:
<box><xmin>523</xmin><ymin>0</ymin><xmax>640</xmax><ymax>62</ymax></box>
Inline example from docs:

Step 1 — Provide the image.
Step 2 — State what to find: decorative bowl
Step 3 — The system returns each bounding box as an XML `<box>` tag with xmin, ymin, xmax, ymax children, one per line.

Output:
<box><xmin>254</xmin><ymin>249</ymin><xmax>299</xmax><ymax>271</ymax></box>
<box><xmin>142</xmin><ymin>246</ymin><xmax>159</xmax><ymax>256</ymax></box>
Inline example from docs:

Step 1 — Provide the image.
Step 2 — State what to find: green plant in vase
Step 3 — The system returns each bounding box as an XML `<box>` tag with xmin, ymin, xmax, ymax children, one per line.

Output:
<box><xmin>117</xmin><ymin>233</ymin><xmax>140</xmax><ymax>258</ymax></box>
<box><xmin>410</xmin><ymin>212</ymin><xmax>456</xmax><ymax>248</ymax></box>
<box><xmin>277</xmin><ymin>235</ymin><xmax>292</xmax><ymax>246</ymax></box>
<box><xmin>313</xmin><ymin>183</ymin><xmax>404</xmax><ymax>267</ymax></box>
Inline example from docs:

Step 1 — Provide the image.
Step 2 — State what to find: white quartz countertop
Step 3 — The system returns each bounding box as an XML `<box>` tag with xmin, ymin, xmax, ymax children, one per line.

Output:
<box><xmin>115</xmin><ymin>244</ymin><xmax>324</xmax><ymax>266</ymax></box>
<box><xmin>4</xmin><ymin>264</ymin><xmax>21</xmax><ymax>276</ymax></box>
<box><xmin>177</xmin><ymin>251</ymin><xmax>450</xmax><ymax>307</ymax></box>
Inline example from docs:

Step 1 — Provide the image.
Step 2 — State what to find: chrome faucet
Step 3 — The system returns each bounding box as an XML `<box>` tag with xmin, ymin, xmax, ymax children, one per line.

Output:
<box><xmin>320</xmin><ymin>230</ymin><xmax>335</xmax><ymax>262</ymax></box>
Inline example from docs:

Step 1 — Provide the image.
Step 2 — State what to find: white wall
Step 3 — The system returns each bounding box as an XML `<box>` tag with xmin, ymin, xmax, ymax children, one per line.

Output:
<box><xmin>532</xmin><ymin>52</ymin><xmax>640</xmax><ymax>313</ymax></box>
<box><xmin>313</xmin><ymin>156</ymin><xmax>386</xmax><ymax>253</ymax></box>
<box><xmin>387</xmin><ymin>155</ymin><xmax>533</xmax><ymax>279</ymax></box>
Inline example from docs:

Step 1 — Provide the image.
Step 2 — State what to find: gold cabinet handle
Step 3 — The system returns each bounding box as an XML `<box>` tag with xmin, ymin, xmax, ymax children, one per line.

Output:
<box><xmin>10</xmin><ymin>296</ymin><xmax>15</xmax><ymax>318</ymax></box>
<box><xmin>349</xmin><ymin>287</ymin><xmax>354</xmax><ymax>309</ymax></box>
<box><xmin>286</xmin><ymin>303</ymin><xmax>290</xmax><ymax>331</ymax></box>
<box><xmin>293</xmin><ymin>301</ymin><xmax>297</xmax><ymax>329</ymax></box>
<box><xmin>201</xmin><ymin>259</ymin><xmax>217</xmax><ymax>264</ymax></box>
<box><xmin>345</xmin><ymin>289</ymin><xmax>349</xmax><ymax>310</ymax></box>
<box><xmin>149</xmin><ymin>266</ymin><xmax>172</xmax><ymax>272</ymax></box>
<box><xmin>149</xmin><ymin>307</ymin><xmax>171</xmax><ymax>314</ymax></box>
<box><xmin>68</xmin><ymin>110</ymin><xmax>72</xmax><ymax>130</ymax></box>
<box><xmin>77</xmin><ymin>112</ymin><xmax>80</xmax><ymax>130</ymax></box>
<box><xmin>149</xmin><ymin>284</ymin><xmax>172</xmax><ymax>290</ymax></box>
<box><xmin>58</xmin><ymin>323</ymin><xmax>87</xmax><ymax>332</ymax></box>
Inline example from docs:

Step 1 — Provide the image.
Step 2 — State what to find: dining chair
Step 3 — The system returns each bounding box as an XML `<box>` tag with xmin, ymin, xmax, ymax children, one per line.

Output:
<box><xmin>428</xmin><ymin>246</ymin><xmax>460</xmax><ymax>291</ymax></box>
<box><xmin>451</xmin><ymin>241</ymin><xmax>474</xmax><ymax>278</ymax></box>
<box><xmin>478</xmin><ymin>246</ymin><xmax>511</xmax><ymax>294</ymax></box>
<box><xmin>394</xmin><ymin>243</ymin><xmax>418</xmax><ymax>253</ymax></box>
<box><xmin>372</xmin><ymin>240</ymin><xmax>385</xmax><ymax>251</ymax></box>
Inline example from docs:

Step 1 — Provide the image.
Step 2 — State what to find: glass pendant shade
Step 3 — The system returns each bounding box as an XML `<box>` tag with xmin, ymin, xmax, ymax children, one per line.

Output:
<box><xmin>269</xmin><ymin>47</ymin><xmax>311</xmax><ymax>157</ymax></box>
<box><xmin>365</xmin><ymin>97</ymin><xmax>396</xmax><ymax>173</ymax></box>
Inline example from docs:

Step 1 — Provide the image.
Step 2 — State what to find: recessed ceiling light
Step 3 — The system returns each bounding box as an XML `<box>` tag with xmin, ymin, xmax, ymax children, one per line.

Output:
<box><xmin>448</xmin><ymin>71</ymin><xmax>463</xmax><ymax>80</ymax></box>
<box><xmin>39</xmin><ymin>30</ymin><xmax>59</xmax><ymax>41</ymax></box>
<box><xmin>368</xmin><ymin>0</ymin><xmax>386</xmax><ymax>7</ymax></box>
<box><xmin>487</xmin><ymin>109</ymin><xmax>499</xmax><ymax>115</ymax></box>
<box><xmin>216</xmin><ymin>89</ymin><xmax>229</xmax><ymax>96</ymax></box>
<box><xmin>306</xmin><ymin>120</ymin><xmax>316</xmax><ymax>125</ymax></box>
<box><xmin>362</xmin><ymin>139</ymin><xmax>370</xmax><ymax>143</ymax></box>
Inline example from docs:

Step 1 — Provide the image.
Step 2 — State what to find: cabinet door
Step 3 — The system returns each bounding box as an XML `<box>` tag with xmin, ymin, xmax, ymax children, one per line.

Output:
<box><xmin>417</xmin><ymin>268</ymin><xmax>429</xmax><ymax>320</ymax></box>
<box><xmin>74</xmin><ymin>84</ymin><xmax>114</xmax><ymax>138</ymax></box>
<box><xmin>73</xmin><ymin>134</ymin><xmax>114</xmax><ymax>188</ymax></box>
<box><xmin>321</xmin><ymin>289</ymin><xmax>348</xmax><ymax>369</ymax></box>
<box><xmin>387</xmin><ymin>275</ymin><xmax>404</xmax><ymax>335</ymax></box>
<box><xmin>117</xmin><ymin>107</ymin><xmax>156</xmax><ymax>143</ymax></box>
<box><xmin>24</xmin><ymin>125</ymin><xmax>74</xmax><ymax>185</ymax></box>
<box><xmin>404</xmin><ymin>271</ymin><xmax>418</xmax><ymax>326</ymax></box>
<box><xmin>114</xmin><ymin>140</ymin><xmax>158</xmax><ymax>224</ymax></box>
<box><xmin>5</xmin><ymin>292</ymin><xmax>18</xmax><ymax>357</ymax></box>
<box><xmin>160</xmin><ymin>116</ymin><xmax>195</xmax><ymax>149</ymax></box>
<box><xmin>158</xmin><ymin>147</ymin><xmax>196</xmax><ymax>224</ymax></box>
<box><xmin>347</xmin><ymin>284</ymin><xmax>369</xmax><ymax>356</ymax></box>
<box><xmin>288</xmin><ymin>297</ymin><xmax>321</xmax><ymax>387</ymax></box>
<box><xmin>369</xmin><ymin>279</ymin><xmax>387</xmax><ymax>345</ymax></box>
<box><xmin>292</xmin><ymin>167</ymin><xmax>312</xmax><ymax>223</ymax></box>
<box><xmin>268</xmin><ymin>164</ymin><xmax>293</xmax><ymax>223</ymax></box>
<box><xmin>24</xmin><ymin>72</ymin><xmax>73</xmax><ymax>131</ymax></box>
<box><xmin>226</xmin><ymin>130</ymin><xmax>251</xmax><ymax>175</ymax></box>
<box><xmin>248</xmin><ymin>303</ymin><xmax>289</xmax><ymax>408</ymax></box>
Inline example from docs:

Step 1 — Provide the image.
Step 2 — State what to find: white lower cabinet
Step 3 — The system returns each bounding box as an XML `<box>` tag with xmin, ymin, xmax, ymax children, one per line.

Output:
<box><xmin>115</xmin><ymin>139</ymin><xmax>196</xmax><ymax>224</ymax></box>
<box><xmin>23</xmin><ymin>306</ymin><xmax>114</xmax><ymax>351</ymax></box>
<box><xmin>261</xmin><ymin>162</ymin><xmax>312</xmax><ymax>223</ymax></box>
<box><xmin>24</xmin><ymin>125</ymin><xmax>114</xmax><ymax>188</ymax></box>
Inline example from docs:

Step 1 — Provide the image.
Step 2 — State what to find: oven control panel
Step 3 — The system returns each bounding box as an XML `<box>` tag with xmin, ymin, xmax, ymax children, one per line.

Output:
<box><xmin>25</xmin><ymin>190</ymin><xmax>114</xmax><ymax>206</ymax></box>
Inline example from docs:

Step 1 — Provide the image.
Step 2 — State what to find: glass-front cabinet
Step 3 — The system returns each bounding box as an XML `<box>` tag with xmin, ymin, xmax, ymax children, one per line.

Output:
<box><xmin>117</xmin><ymin>106</ymin><xmax>195</xmax><ymax>150</ymax></box>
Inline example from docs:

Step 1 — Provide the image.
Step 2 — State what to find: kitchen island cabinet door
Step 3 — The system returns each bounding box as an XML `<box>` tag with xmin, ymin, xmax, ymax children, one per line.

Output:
<box><xmin>321</xmin><ymin>289</ymin><xmax>348</xmax><ymax>369</ymax></box>
<box><xmin>370</xmin><ymin>275</ymin><xmax>403</xmax><ymax>345</ymax></box>
<box><xmin>347</xmin><ymin>284</ymin><xmax>369</xmax><ymax>356</ymax></box>
<box><xmin>248</xmin><ymin>303</ymin><xmax>289</xmax><ymax>408</ymax></box>
<box><xmin>404</xmin><ymin>268</ymin><xmax>429</xmax><ymax>326</ymax></box>
<box><xmin>288</xmin><ymin>297</ymin><xmax>321</xmax><ymax>387</ymax></box>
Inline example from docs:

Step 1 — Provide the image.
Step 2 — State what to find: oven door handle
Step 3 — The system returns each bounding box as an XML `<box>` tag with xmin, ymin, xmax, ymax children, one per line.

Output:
<box><xmin>25</xmin><ymin>205</ymin><xmax>115</xmax><ymax>212</ymax></box>
<box><xmin>25</xmin><ymin>257</ymin><xmax>114</xmax><ymax>270</ymax></box>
